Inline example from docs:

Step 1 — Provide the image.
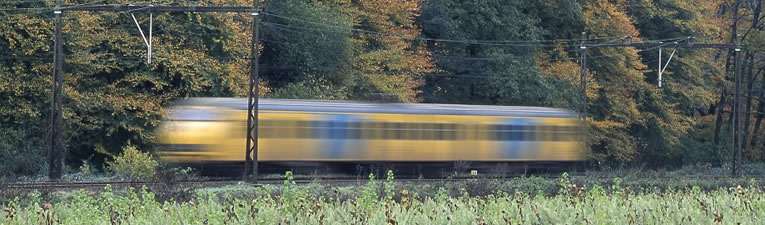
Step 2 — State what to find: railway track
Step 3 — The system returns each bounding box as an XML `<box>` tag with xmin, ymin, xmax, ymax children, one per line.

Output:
<box><xmin>0</xmin><ymin>177</ymin><xmax>461</xmax><ymax>191</ymax></box>
<box><xmin>1</xmin><ymin>174</ymin><xmax>761</xmax><ymax>191</ymax></box>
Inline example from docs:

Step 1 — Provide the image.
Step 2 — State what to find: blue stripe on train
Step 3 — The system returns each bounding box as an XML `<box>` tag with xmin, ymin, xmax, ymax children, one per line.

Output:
<box><xmin>321</xmin><ymin>114</ymin><xmax>359</xmax><ymax>159</ymax></box>
<box><xmin>502</xmin><ymin>118</ymin><xmax>537</xmax><ymax>159</ymax></box>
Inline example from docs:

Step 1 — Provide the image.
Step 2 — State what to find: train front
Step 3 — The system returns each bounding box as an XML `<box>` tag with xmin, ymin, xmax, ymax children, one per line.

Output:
<box><xmin>155</xmin><ymin>104</ymin><xmax>241</xmax><ymax>165</ymax></box>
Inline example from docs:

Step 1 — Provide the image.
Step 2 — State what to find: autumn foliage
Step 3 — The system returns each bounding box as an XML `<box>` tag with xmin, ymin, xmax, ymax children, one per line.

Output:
<box><xmin>0</xmin><ymin>0</ymin><xmax>763</xmax><ymax>176</ymax></box>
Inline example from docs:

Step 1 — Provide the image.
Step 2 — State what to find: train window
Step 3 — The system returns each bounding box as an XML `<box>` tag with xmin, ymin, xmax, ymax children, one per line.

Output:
<box><xmin>376</xmin><ymin>122</ymin><xmax>385</xmax><ymax>139</ymax></box>
<box><xmin>360</xmin><ymin>122</ymin><xmax>371</xmax><ymax>139</ymax></box>
<box><xmin>327</xmin><ymin>121</ymin><xmax>342</xmax><ymax>139</ymax></box>
<box><xmin>406</xmin><ymin>123</ymin><xmax>418</xmax><ymax>140</ymax></box>
<box><xmin>376</xmin><ymin>122</ymin><xmax>384</xmax><ymax>139</ymax></box>
<box><xmin>553</xmin><ymin>126</ymin><xmax>563</xmax><ymax>141</ymax></box>
<box><xmin>392</xmin><ymin>122</ymin><xmax>400</xmax><ymax>139</ymax></box>
<box><xmin>347</xmin><ymin>121</ymin><xmax>361</xmax><ymax>139</ymax></box>
<box><xmin>264</xmin><ymin>120</ymin><xmax>277</xmax><ymax>138</ymax></box>
<box><xmin>537</xmin><ymin>125</ymin><xmax>548</xmax><ymax>141</ymax></box>
<box><xmin>258</xmin><ymin>120</ymin><xmax>272</xmax><ymax>138</ymax></box>
<box><xmin>312</xmin><ymin>121</ymin><xmax>329</xmax><ymax>139</ymax></box>
<box><xmin>548</xmin><ymin>126</ymin><xmax>558</xmax><ymax>141</ymax></box>
<box><xmin>274</xmin><ymin>120</ymin><xmax>285</xmax><ymax>138</ymax></box>
<box><xmin>370</xmin><ymin>122</ymin><xmax>382</xmax><ymax>139</ymax></box>
<box><xmin>277</xmin><ymin>120</ymin><xmax>289</xmax><ymax>138</ymax></box>
<box><xmin>472</xmin><ymin>124</ymin><xmax>480</xmax><ymax>140</ymax></box>
<box><xmin>273</xmin><ymin>120</ymin><xmax>287</xmax><ymax>138</ymax></box>
<box><xmin>498</xmin><ymin>124</ymin><xmax>506</xmax><ymax>140</ymax></box>
<box><xmin>412</xmin><ymin>123</ymin><xmax>421</xmax><ymax>140</ymax></box>
<box><xmin>371</xmin><ymin>122</ymin><xmax>382</xmax><ymax>139</ymax></box>
<box><xmin>388</xmin><ymin>123</ymin><xmax>397</xmax><ymax>139</ymax></box>
<box><xmin>433</xmin><ymin>123</ymin><xmax>443</xmax><ymax>140</ymax></box>
<box><xmin>488</xmin><ymin>124</ymin><xmax>497</xmax><ymax>140</ymax></box>
<box><xmin>455</xmin><ymin>124</ymin><xmax>466</xmax><ymax>140</ymax></box>
<box><xmin>380</xmin><ymin>122</ymin><xmax>389</xmax><ymax>139</ymax></box>
<box><xmin>479</xmin><ymin>124</ymin><xmax>494</xmax><ymax>140</ymax></box>
<box><xmin>331</xmin><ymin>121</ymin><xmax>341</xmax><ymax>139</ymax></box>
<box><xmin>295</xmin><ymin>121</ymin><xmax>310</xmax><ymax>138</ymax></box>
<box><xmin>526</xmin><ymin>126</ymin><xmax>536</xmax><ymax>141</ymax></box>
<box><xmin>509</xmin><ymin>125</ymin><xmax>522</xmax><ymax>141</ymax></box>
<box><xmin>422</xmin><ymin>123</ymin><xmax>433</xmax><ymax>140</ymax></box>
<box><xmin>544</xmin><ymin>126</ymin><xmax>554</xmax><ymax>141</ymax></box>
<box><xmin>399</xmin><ymin>123</ymin><xmax>407</xmax><ymax>139</ymax></box>
<box><xmin>492</xmin><ymin>124</ymin><xmax>509</xmax><ymax>141</ymax></box>
<box><xmin>480</xmin><ymin>124</ymin><xmax>492</xmax><ymax>140</ymax></box>
<box><xmin>550</xmin><ymin>126</ymin><xmax>560</xmax><ymax>141</ymax></box>
<box><xmin>562</xmin><ymin>126</ymin><xmax>579</xmax><ymax>141</ymax></box>
<box><xmin>553</xmin><ymin>126</ymin><xmax>564</xmax><ymax>141</ymax></box>
<box><xmin>444</xmin><ymin>124</ymin><xmax>457</xmax><ymax>140</ymax></box>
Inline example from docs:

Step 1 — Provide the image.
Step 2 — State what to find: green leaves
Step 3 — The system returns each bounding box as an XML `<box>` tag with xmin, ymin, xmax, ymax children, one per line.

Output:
<box><xmin>419</xmin><ymin>0</ymin><xmax>558</xmax><ymax>106</ymax></box>
<box><xmin>107</xmin><ymin>144</ymin><xmax>158</xmax><ymax>181</ymax></box>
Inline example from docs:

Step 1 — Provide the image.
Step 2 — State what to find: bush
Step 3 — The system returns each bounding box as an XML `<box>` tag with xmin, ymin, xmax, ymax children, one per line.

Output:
<box><xmin>0</xmin><ymin>128</ymin><xmax>46</xmax><ymax>179</ymax></box>
<box><xmin>267</xmin><ymin>77</ymin><xmax>348</xmax><ymax>100</ymax></box>
<box><xmin>108</xmin><ymin>145</ymin><xmax>158</xmax><ymax>180</ymax></box>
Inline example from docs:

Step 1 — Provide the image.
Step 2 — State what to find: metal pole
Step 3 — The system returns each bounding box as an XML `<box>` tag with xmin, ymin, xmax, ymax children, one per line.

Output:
<box><xmin>49</xmin><ymin>1</ymin><xmax>63</xmax><ymax>180</ymax></box>
<box><xmin>658</xmin><ymin>47</ymin><xmax>662</xmax><ymax>87</ymax></box>
<box><xmin>244</xmin><ymin>1</ymin><xmax>260</xmax><ymax>183</ymax></box>
<box><xmin>733</xmin><ymin>42</ymin><xmax>742</xmax><ymax>176</ymax></box>
<box><xmin>580</xmin><ymin>32</ymin><xmax>587</xmax><ymax>123</ymax></box>
<box><xmin>148</xmin><ymin>10</ymin><xmax>152</xmax><ymax>64</ymax></box>
<box><xmin>580</xmin><ymin>32</ymin><xmax>588</xmax><ymax>160</ymax></box>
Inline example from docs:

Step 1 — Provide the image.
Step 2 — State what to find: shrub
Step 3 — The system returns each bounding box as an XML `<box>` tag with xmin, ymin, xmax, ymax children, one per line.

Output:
<box><xmin>0</xmin><ymin>128</ymin><xmax>46</xmax><ymax>178</ymax></box>
<box><xmin>78</xmin><ymin>160</ymin><xmax>94</xmax><ymax>176</ymax></box>
<box><xmin>108</xmin><ymin>145</ymin><xmax>158</xmax><ymax>180</ymax></box>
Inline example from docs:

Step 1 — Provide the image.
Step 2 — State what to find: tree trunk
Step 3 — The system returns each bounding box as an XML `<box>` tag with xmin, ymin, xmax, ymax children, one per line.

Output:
<box><xmin>742</xmin><ymin>53</ymin><xmax>756</xmax><ymax>150</ymax></box>
<box><xmin>714</xmin><ymin>0</ymin><xmax>742</xmax><ymax>146</ymax></box>
<box><xmin>751</xmin><ymin>69</ymin><xmax>765</xmax><ymax>150</ymax></box>
<box><xmin>751</xmin><ymin>99</ymin><xmax>763</xmax><ymax>149</ymax></box>
<box><xmin>714</xmin><ymin>88</ymin><xmax>728</xmax><ymax>145</ymax></box>
<box><xmin>742</xmin><ymin>0</ymin><xmax>762</xmax><ymax>153</ymax></box>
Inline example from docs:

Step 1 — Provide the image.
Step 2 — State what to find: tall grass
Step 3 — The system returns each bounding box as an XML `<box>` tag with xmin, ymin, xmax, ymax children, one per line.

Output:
<box><xmin>1</xmin><ymin>172</ymin><xmax>764</xmax><ymax>224</ymax></box>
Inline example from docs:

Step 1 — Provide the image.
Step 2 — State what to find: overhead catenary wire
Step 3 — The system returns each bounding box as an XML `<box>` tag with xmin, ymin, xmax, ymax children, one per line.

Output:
<box><xmin>0</xmin><ymin>0</ymin><xmax>107</xmax><ymax>22</ymax></box>
<box><xmin>262</xmin><ymin>11</ymin><xmax>717</xmax><ymax>49</ymax></box>
<box><xmin>168</xmin><ymin>17</ymin><xmax>689</xmax><ymax>67</ymax></box>
<box><xmin>1</xmin><ymin>0</ymin><xmax>54</xmax><ymax>4</ymax></box>
<box><xmin>3</xmin><ymin>3</ymin><xmax>717</xmax><ymax>50</ymax></box>
<box><xmin>2</xmin><ymin>2</ymin><xmax>743</xmax><ymax>93</ymax></box>
<box><xmin>2</xmin><ymin>51</ymin><xmax>756</xmax><ymax>93</ymax></box>
<box><xmin>266</xmin><ymin>12</ymin><xmax>618</xmax><ymax>46</ymax></box>
<box><xmin>2</xmin><ymin>8</ymin><xmax>715</xmax><ymax>69</ymax></box>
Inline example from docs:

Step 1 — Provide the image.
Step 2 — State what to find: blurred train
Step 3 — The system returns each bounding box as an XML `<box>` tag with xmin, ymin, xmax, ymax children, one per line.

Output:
<box><xmin>155</xmin><ymin>98</ymin><xmax>587</xmax><ymax>174</ymax></box>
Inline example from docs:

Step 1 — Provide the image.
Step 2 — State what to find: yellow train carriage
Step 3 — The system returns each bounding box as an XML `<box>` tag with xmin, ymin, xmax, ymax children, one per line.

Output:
<box><xmin>156</xmin><ymin>98</ymin><xmax>586</xmax><ymax>164</ymax></box>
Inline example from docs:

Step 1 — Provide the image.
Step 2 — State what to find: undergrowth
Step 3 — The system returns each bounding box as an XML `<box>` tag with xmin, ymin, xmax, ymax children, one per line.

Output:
<box><xmin>1</xmin><ymin>171</ymin><xmax>764</xmax><ymax>224</ymax></box>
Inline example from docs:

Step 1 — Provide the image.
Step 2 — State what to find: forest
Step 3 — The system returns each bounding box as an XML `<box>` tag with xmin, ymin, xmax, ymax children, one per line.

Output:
<box><xmin>0</xmin><ymin>0</ymin><xmax>763</xmax><ymax>177</ymax></box>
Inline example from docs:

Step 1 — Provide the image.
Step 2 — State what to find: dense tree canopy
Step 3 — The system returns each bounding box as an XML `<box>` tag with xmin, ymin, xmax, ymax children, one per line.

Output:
<box><xmin>0</xmin><ymin>0</ymin><xmax>763</xmax><ymax>176</ymax></box>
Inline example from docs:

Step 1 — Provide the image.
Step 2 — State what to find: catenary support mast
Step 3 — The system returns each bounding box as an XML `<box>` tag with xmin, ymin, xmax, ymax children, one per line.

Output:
<box><xmin>47</xmin><ymin>3</ymin><xmax>259</xmax><ymax>181</ymax></box>
<box><xmin>579</xmin><ymin>37</ymin><xmax>743</xmax><ymax>176</ymax></box>
<box><xmin>244</xmin><ymin>0</ymin><xmax>261</xmax><ymax>183</ymax></box>
<box><xmin>49</xmin><ymin>0</ymin><xmax>64</xmax><ymax>180</ymax></box>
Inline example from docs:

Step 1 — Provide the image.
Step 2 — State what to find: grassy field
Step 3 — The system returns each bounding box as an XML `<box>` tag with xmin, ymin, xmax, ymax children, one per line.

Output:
<box><xmin>2</xmin><ymin>172</ymin><xmax>764</xmax><ymax>224</ymax></box>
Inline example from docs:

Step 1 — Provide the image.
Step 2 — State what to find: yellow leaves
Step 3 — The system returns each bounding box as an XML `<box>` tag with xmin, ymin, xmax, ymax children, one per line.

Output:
<box><xmin>590</xmin><ymin>119</ymin><xmax>628</xmax><ymax>130</ymax></box>
<box><xmin>583</xmin><ymin>0</ymin><xmax>641</xmax><ymax>38</ymax></box>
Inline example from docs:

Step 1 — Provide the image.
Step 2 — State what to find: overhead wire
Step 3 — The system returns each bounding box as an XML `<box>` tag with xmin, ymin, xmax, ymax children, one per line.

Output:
<box><xmin>2</xmin><ymin>1</ymin><xmax>731</xmax><ymax>91</ymax></box>
<box><xmin>0</xmin><ymin>0</ymin><xmax>108</xmax><ymax>23</ymax></box>
<box><xmin>263</xmin><ymin>12</ymin><xmax>589</xmax><ymax>47</ymax></box>
<box><xmin>262</xmin><ymin>11</ymin><xmax>708</xmax><ymax>49</ymax></box>
<box><xmin>1</xmin><ymin>0</ymin><xmax>54</xmax><ymax>3</ymax></box>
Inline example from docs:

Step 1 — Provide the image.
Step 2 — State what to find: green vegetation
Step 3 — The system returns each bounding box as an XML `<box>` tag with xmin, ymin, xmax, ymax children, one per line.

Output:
<box><xmin>0</xmin><ymin>0</ymin><xmax>763</xmax><ymax>177</ymax></box>
<box><xmin>107</xmin><ymin>145</ymin><xmax>158</xmax><ymax>181</ymax></box>
<box><xmin>2</xmin><ymin>172</ymin><xmax>764</xmax><ymax>224</ymax></box>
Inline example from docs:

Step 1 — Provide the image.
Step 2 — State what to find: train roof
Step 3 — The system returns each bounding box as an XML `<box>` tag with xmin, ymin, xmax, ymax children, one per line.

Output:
<box><xmin>173</xmin><ymin>98</ymin><xmax>579</xmax><ymax>118</ymax></box>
